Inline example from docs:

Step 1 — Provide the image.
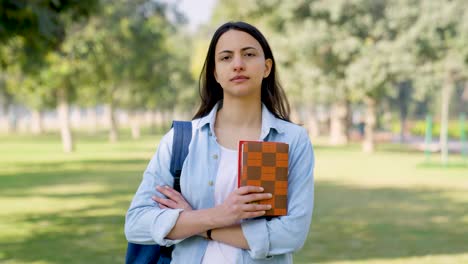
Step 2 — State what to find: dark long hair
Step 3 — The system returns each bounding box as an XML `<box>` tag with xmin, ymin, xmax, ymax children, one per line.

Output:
<box><xmin>192</xmin><ymin>21</ymin><xmax>290</xmax><ymax>122</ymax></box>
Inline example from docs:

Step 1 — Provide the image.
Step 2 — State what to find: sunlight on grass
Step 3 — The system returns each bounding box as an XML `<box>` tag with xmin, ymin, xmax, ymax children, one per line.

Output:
<box><xmin>31</xmin><ymin>183</ymin><xmax>110</xmax><ymax>195</ymax></box>
<box><xmin>316</xmin><ymin>147</ymin><xmax>468</xmax><ymax>190</ymax></box>
<box><xmin>463</xmin><ymin>216</ymin><xmax>468</xmax><ymax>225</ymax></box>
<box><xmin>0</xmin><ymin>134</ymin><xmax>151</xmax><ymax>263</ymax></box>
<box><xmin>304</xmin><ymin>253</ymin><xmax>468</xmax><ymax>264</ymax></box>
<box><xmin>1</xmin><ymin>134</ymin><xmax>467</xmax><ymax>263</ymax></box>
<box><xmin>0</xmin><ymin>195</ymin><xmax>126</xmax><ymax>215</ymax></box>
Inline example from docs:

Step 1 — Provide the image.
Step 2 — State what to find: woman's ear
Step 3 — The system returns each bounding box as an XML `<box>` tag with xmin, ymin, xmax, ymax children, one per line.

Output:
<box><xmin>264</xmin><ymin>58</ymin><xmax>273</xmax><ymax>78</ymax></box>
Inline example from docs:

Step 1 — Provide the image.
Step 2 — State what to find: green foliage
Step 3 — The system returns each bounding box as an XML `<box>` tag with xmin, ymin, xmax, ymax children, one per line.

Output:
<box><xmin>71</xmin><ymin>0</ymin><xmax>194</xmax><ymax>112</ymax></box>
<box><xmin>0</xmin><ymin>0</ymin><xmax>100</xmax><ymax>113</ymax></box>
<box><xmin>2</xmin><ymin>0</ymin><xmax>467</xmax><ymax>131</ymax></box>
<box><xmin>393</xmin><ymin>120</ymin><xmax>464</xmax><ymax>140</ymax></box>
<box><xmin>211</xmin><ymin>0</ymin><xmax>468</xmax><ymax>108</ymax></box>
<box><xmin>0</xmin><ymin>0</ymin><xmax>99</xmax><ymax>62</ymax></box>
<box><xmin>0</xmin><ymin>0</ymin><xmax>195</xmax><ymax>118</ymax></box>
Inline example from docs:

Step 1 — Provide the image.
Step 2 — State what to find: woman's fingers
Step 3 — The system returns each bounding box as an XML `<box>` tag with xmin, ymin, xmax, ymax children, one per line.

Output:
<box><xmin>152</xmin><ymin>195</ymin><xmax>178</xmax><ymax>209</ymax></box>
<box><xmin>242</xmin><ymin>203</ymin><xmax>271</xmax><ymax>212</ymax></box>
<box><xmin>245</xmin><ymin>211</ymin><xmax>266</xmax><ymax>218</ymax></box>
<box><xmin>235</xmin><ymin>186</ymin><xmax>272</xmax><ymax>203</ymax></box>
<box><xmin>156</xmin><ymin>185</ymin><xmax>183</xmax><ymax>201</ymax></box>
<box><xmin>241</xmin><ymin>192</ymin><xmax>272</xmax><ymax>204</ymax></box>
<box><xmin>235</xmin><ymin>186</ymin><xmax>264</xmax><ymax>195</ymax></box>
<box><xmin>153</xmin><ymin>185</ymin><xmax>193</xmax><ymax>211</ymax></box>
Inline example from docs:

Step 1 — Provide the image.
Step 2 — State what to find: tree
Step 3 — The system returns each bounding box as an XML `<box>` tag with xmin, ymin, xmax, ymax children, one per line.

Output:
<box><xmin>204</xmin><ymin>0</ymin><xmax>468</xmax><ymax>155</ymax></box>
<box><xmin>0</xmin><ymin>0</ymin><xmax>98</xmax><ymax>66</ymax></box>
<box><xmin>406</xmin><ymin>0</ymin><xmax>468</xmax><ymax>163</ymax></box>
<box><xmin>72</xmin><ymin>0</ymin><xmax>189</xmax><ymax>141</ymax></box>
<box><xmin>0</xmin><ymin>0</ymin><xmax>98</xmax><ymax>151</ymax></box>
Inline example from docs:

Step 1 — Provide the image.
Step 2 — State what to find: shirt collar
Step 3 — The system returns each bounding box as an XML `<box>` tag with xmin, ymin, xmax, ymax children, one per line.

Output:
<box><xmin>195</xmin><ymin>101</ymin><xmax>285</xmax><ymax>138</ymax></box>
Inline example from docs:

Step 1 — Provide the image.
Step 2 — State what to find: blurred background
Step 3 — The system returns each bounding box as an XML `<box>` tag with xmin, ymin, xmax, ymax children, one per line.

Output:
<box><xmin>0</xmin><ymin>0</ymin><xmax>467</xmax><ymax>263</ymax></box>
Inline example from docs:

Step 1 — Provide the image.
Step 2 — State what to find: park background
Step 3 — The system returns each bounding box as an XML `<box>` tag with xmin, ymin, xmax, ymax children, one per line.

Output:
<box><xmin>0</xmin><ymin>0</ymin><xmax>467</xmax><ymax>263</ymax></box>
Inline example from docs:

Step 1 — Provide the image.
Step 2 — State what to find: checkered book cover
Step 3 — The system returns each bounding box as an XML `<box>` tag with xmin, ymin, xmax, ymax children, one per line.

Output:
<box><xmin>238</xmin><ymin>141</ymin><xmax>289</xmax><ymax>216</ymax></box>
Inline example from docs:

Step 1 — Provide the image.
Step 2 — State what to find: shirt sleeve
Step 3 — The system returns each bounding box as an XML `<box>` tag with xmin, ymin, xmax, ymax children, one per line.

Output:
<box><xmin>241</xmin><ymin>127</ymin><xmax>315</xmax><ymax>259</ymax></box>
<box><xmin>124</xmin><ymin>128</ymin><xmax>185</xmax><ymax>246</ymax></box>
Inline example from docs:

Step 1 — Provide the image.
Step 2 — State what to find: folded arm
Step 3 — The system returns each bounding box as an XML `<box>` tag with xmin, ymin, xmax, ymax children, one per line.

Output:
<box><xmin>125</xmin><ymin>129</ymin><xmax>271</xmax><ymax>247</ymax></box>
<box><xmin>154</xmin><ymin>185</ymin><xmax>272</xmax><ymax>244</ymax></box>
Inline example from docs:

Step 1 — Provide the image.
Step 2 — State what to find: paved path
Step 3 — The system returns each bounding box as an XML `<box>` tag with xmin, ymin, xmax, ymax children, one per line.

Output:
<box><xmin>392</xmin><ymin>135</ymin><xmax>467</xmax><ymax>154</ymax></box>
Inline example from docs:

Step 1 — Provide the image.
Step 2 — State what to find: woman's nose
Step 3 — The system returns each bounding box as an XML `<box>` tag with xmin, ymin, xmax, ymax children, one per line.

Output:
<box><xmin>232</xmin><ymin>55</ymin><xmax>245</xmax><ymax>71</ymax></box>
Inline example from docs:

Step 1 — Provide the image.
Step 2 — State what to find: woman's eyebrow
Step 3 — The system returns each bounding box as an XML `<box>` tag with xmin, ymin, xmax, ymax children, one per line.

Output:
<box><xmin>217</xmin><ymin>46</ymin><xmax>257</xmax><ymax>55</ymax></box>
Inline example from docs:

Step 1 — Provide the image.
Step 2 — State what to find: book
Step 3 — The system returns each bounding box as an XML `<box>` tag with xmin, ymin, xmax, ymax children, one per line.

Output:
<box><xmin>238</xmin><ymin>140</ymin><xmax>289</xmax><ymax>216</ymax></box>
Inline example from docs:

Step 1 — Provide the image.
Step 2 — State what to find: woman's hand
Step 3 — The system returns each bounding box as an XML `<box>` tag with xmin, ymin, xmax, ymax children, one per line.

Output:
<box><xmin>152</xmin><ymin>185</ymin><xmax>193</xmax><ymax>211</ymax></box>
<box><xmin>213</xmin><ymin>186</ymin><xmax>272</xmax><ymax>227</ymax></box>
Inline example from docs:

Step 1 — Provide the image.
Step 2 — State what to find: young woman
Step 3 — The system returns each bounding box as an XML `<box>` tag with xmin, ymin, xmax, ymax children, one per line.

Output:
<box><xmin>125</xmin><ymin>21</ymin><xmax>315</xmax><ymax>263</ymax></box>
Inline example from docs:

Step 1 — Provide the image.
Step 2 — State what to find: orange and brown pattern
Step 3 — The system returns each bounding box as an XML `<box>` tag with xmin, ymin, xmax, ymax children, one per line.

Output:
<box><xmin>239</xmin><ymin>141</ymin><xmax>289</xmax><ymax>216</ymax></box>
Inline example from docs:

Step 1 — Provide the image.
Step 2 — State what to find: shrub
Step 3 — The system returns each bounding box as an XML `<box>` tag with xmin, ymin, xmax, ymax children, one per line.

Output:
<box><xmin>392</xmin><ymin>119</ymin><xmax>464</xmax><ymax>139</ymax></box>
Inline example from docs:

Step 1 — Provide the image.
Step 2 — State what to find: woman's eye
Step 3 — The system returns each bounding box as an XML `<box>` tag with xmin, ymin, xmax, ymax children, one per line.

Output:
<box><xmin>221</xmin><ymin>55</ymin><xmax>231</xmax><ymax>61</ymax></box>
<box><xmin>245</xmin><ymin>53</ymin><xmax>255</xmax><ymax>57</ymax></box>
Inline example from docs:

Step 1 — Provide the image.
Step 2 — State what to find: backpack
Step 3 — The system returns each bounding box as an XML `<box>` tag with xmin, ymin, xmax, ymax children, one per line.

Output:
<box><xmin>125</xmin><ymin>121</ymin><xmax>192</xmax><ymax>264</ymax></box>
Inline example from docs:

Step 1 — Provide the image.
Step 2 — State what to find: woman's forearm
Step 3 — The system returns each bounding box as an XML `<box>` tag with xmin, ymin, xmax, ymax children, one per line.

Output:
<box><xmin>165</xmin><ymin>208</ymin><xmax>219</xmax><ymax>240</ymax></box>
<box><xmin>159</xmin><ymin>185</ymin><xmax>270</xmax><ymax>242</ymax></box>
<box><xmin>199</xmin><ymin>225</ymin><xmax>250</xmax><ymax>249</ymax></box>
<box><xmin>165</xmin><ymin>208</ymin><xmax>250</xmax><ymax>250</ymax></box>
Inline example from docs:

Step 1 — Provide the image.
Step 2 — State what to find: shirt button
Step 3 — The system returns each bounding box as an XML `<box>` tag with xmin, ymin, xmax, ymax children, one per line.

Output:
<box><xmin>213</xmin><ymin>154</ymin><xmax>218</xmax><ymax>160</ymax></box>
<box><xmin>208</xmin><ymin>181</ymin><xmax>214</xmax><ymax>186</ymax></box>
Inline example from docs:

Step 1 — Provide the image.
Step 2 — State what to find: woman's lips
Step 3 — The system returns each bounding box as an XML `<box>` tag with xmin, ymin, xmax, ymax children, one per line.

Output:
<box><xmin>230</xmin><ymin>75</ymin><xmax>249</xmax><ymax>83</ymax></box>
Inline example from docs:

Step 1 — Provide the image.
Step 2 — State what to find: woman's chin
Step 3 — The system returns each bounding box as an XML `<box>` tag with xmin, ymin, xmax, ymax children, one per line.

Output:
<box><xmin>224</xmin><ymin>88</ymin><xmax>259</xmax><ymax>99</ymax></box>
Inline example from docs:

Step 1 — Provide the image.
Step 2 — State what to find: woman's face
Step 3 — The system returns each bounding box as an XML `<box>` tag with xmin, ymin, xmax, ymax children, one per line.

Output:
<box><xmin>213</xmin><ymin>30</ymin><xmax>272</xmax><ymax>100</ymax></box>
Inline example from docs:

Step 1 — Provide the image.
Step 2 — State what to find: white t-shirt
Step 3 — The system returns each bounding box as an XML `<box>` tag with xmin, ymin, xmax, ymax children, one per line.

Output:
<box><xmin>201</xmin><ymin>144</ymin><xmax>241</xmax><ymax>264</ymax></box>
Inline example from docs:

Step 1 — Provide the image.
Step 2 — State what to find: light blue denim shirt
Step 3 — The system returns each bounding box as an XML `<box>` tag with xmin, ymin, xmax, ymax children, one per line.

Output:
<box><xmin>125</xmin><ymin>102</ymin><xmax>315</xmax><ymax>263</ymax></box>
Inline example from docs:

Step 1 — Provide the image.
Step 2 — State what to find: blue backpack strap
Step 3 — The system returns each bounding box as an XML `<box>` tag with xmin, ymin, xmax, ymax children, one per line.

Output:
<box><xmin>170</xmin><ymin>121</ymin><xmax>192</xmax><ymax>192</ymax></box>
<box><xmin>125</xmin><ymin>121</ymin><xmax>192</xmax><ymax>264</ymax></box>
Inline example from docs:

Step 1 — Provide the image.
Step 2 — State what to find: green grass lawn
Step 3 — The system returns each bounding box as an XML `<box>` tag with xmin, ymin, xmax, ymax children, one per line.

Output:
<box><xmin>0</xmin><ymin>133</ymin><xmax>467</xmax><ymax>264</ymax></box>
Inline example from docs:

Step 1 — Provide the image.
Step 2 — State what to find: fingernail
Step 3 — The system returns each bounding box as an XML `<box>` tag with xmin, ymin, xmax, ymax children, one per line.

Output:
<box><xmin>165</xmin><ymin>185</ymin><xmax>170</xmax><ymax>189</ymax></box>
<box><xmin>267</xmin><ymin>205</ymin><xmax>272</xmax><ymax>209</ymax></box>
<box><xmin>152</xmin><ymin>196</ymin><xmax>157</xmax><ymax>200</ymax></box>
<box><xmin>259</xmin><ymin>187</ymin><xmax>264</xmax><ymax>191</ymax></box>
<box><xmin>268</xmin><ymin>193</ymin><xmax>272</xmax><ymax>198</ymax></box>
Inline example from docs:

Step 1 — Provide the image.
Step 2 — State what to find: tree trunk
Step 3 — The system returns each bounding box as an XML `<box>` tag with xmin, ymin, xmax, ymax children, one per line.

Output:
<box><xmin>398</xmin><ymin>81</ymin><xmax>410</xmax><ymax>143</ymax></box>
<box><xmin>87</xmin><ymin>106</ymin><xmax>98</xmax><ymax>135</ymax></box>
<box><xmin>329</xmin><ymin>101</ymin><xmax>348</xmax><ymax>145</ymax></box>
<box><xmin>381</xmin><ymin>100</ymin><xmax>392</xmax><ymax>131</ymax></box>
<box><xmin>144</xmin><ymin>110</ymin><xmax>152</xmax><ymax>127</ymax></box>
<box><xmin>290</xmin><ymin>107</ymin><xmax>302</xmax><ymax>124</ymax></box>
<box><xmin>345</xmin><ymin>100</ymin><xmax>352</xmax><ymax>141</ymax></box>
<box><xmin>305</xmin><ymin>106</ymin><xmax>320</xmax><ymax>139</ymax></box>
<box><xmin>163</xmin><ymin>111</ymin><xmax>172</xmax><ymax>128</ymax></box>
<box><xmin>155</xmin><ymin>109</ymin><xmax>166</xmax><ymax>134</ymax></box>
<box><xmin>363</xmin><ymin>97</ymin><xmax>376</xmax><ymax>153</ymax></box>
<box><xmin>106</xmin><ymin>102</ymin><xmax>119</xmax><ymax>142</ymax></box>
<box><xmin>148</xmin><ymin>110</ymin><xmax>156</xmax><ymax>134</ymax></box>
<box><xmin>400</xmin><ymin>115</ymin><xmax>408</xmax><ymax>144</ymax></box>
<box><xmin>129</xmin><ymin>110</ymin><xmax>141</xmax><ymax>139</ymax></box>
<box><xmin>30</xmin><ymin>109</ymin><xmax>43</xmax><ymax>135</ymax></box>
<box><xmin>57</xmin><ymin>88</ymin><xmax>74</xmax><ymax>153</ymax></box>
<box><xmin>440</xmin><ymin>77</ymin><xmax>453</xmax><ymax>165</ymax></box>
<box><xmin>6</xmin><ymin>103</ymin><xmax>17</xmax><ymax>134</ymax></box>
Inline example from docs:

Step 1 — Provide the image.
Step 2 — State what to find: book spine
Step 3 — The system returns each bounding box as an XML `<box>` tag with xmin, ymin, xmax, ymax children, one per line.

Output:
<box><xmin>237</xmin><ymin>140</ymin><xmax>244</xmax><ymax>188</ymax></box>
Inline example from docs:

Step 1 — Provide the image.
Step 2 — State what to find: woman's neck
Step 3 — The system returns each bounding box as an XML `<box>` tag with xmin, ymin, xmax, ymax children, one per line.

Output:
<box><xmin>215</xmin><ymin>98</ymin><xmax>262</xmax><ymax>130</ymax></box>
